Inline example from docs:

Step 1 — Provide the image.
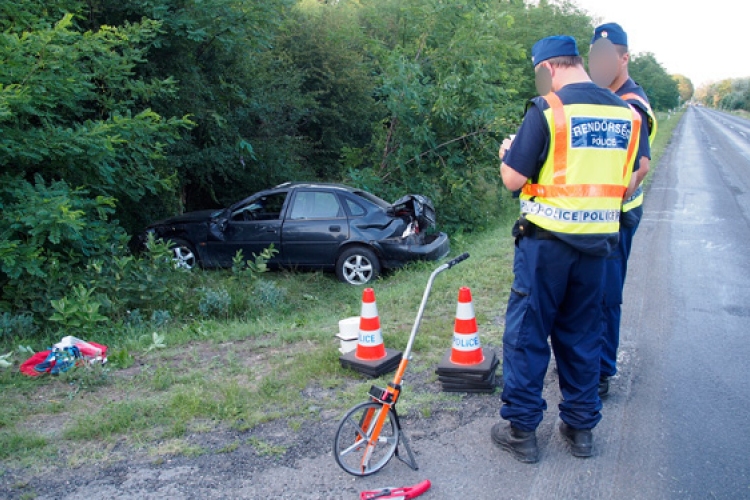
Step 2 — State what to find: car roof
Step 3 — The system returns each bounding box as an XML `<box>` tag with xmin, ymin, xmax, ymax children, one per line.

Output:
<box><xmin>272</xmin><ymin>182</ymin><xmax>392</xmax><ymax>210</ymax></box>
<box><xmin>273</xmin><ymin>182</ymin><xmax>359</xmax><ymax>193</ymax></box>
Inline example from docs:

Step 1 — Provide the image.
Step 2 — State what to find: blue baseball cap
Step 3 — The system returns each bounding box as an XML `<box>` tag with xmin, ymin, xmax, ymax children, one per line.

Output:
<box><xmin>591</xmin><ymin>23</ymin><xmax>628</xmax><ymax>47</ymax></box>
<box><xmin>531</xmin><ymin>36</ymin><xmax>580</xmax><ymax>66</ymax></box>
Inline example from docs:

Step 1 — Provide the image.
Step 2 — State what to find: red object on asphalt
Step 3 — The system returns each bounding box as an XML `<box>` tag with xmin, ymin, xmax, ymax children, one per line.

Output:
<box><xmin>360</xmin><ymin>479</ymin><xmax>432</xmax><ymax>499</ymax></box>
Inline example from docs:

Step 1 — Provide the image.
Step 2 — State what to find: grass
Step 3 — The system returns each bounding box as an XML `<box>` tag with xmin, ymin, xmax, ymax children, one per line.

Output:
<box><xmin>0</xmin><ymin>110</ymin><xmax>685</xmax><ymax>470</ymax></box>
<box><xmin>247</xmin><ymin>437</ymin><xmax>287</xmax><ymax>457</ymax></box>
<box><xmin>0</xmin><ymin>221</ymin><xmax>514</xmax><ymax>468</ymax></box>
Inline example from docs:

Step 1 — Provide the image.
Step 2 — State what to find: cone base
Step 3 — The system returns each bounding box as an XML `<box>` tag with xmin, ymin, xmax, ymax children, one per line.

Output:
<box><xmin>339</xmin><ymin>348</ymin><xmax>402</xmax><ymax>378</ymax></box>
<box><xmin>439</xmin><ymin>383</ymin><xmax>499</xmax><ymax>394</ymax></box>
<box><xmin>437</xmin><ymin>366</ymin><xmax>498</xmax><ymax>384</ymax></box>
<box><xmin>436</xmin><ymin>348</ymin><xmax>498</xmax><ymax>374</ymax></box>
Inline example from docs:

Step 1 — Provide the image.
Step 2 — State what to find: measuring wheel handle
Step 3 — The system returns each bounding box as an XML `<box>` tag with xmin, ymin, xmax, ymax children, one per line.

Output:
<box><xmin>446</xmin><ymin>252</ymin><xmax>470</xmax><ymax>268</ymax></box>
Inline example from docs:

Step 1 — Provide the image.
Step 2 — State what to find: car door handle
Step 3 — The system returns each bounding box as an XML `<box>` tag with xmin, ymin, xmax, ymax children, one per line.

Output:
<box><xmin>329</xmin><ymin>225</ymin><xmax>341</xmax><ymax>232</ymax></box>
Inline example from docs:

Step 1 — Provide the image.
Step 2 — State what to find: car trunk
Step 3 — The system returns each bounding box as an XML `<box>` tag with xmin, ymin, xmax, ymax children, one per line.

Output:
<box><xmin>389</xmin><ymin>194</ymin><xmax>436</xmax><ymax>232</ymax></box>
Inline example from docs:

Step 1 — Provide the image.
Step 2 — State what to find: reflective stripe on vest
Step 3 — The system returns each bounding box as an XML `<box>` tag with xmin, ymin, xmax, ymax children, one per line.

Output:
<box><xmin>520</xmin><ymin>92</ymin><xmax>641</xmax><ymax>235</ymax></box>
<box><xmin>619</xmin><ymin>92</ymin><xmax>657</xmax><ymax>212</ymax></box>
<box><xmin>619</xmin><ymin>92</ymin><xmax>658</xmax><ymax>146</ymax></box>
<box><xmin>521</xmin><ymin>199</ymin><xmax>621</xmax><ymax>224</ymax></box>
<box><xmin>622</xmin><ymin>185</ymin><xmax>643</xmax><ymax>212</ymax></box>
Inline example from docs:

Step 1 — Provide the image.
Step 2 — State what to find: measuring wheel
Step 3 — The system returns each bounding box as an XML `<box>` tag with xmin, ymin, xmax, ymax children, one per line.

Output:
<box><xmin>333</xmin><ymin>402</ymin><xmax>399</xmax><ymax>476</ymax></box>
<box><xmin>332</xmin><ymin>252</ymin><xmax>470</xmax><ymax>476</ymax></box>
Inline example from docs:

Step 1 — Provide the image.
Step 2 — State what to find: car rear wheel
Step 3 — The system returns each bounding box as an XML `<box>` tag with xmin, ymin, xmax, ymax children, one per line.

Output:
<box><xmin>170</xmin><ymin>239</ymin><xmax>198</xmax><ymax>270</ymax></box>
<box><xmin>335</xmin><ymin>246</ymin><xmax>380</xmax><ymax>285</ymax></box>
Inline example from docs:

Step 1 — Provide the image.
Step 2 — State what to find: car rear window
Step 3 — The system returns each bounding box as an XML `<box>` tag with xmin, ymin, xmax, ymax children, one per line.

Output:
<box><xmin>352</xmin><ymin>191</ymin><xmax>390</xmax><ymax>209</ymax></box>
<box><xmin>344</xmin><ymin>198</ymin><xmax>367</xmax><ymax>216</ymax></box>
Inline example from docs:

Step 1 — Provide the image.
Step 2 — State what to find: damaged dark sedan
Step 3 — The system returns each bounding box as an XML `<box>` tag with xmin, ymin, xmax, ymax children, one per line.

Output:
<box><xmin>133</xmin><ymin>182</ymin><xmax>451</xmax><ymax>285</ymax></box>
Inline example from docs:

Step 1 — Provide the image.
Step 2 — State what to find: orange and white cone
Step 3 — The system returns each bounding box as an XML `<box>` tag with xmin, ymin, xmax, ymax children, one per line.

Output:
<box><xmin>450</xmin><ymin>287</ymin><xmax>484</xmax><ymax>365</ymax></box>
<box><xmin>355</xmin><ymin>288</ymin><xmax>386</xmax><ymax>361</ymax></box>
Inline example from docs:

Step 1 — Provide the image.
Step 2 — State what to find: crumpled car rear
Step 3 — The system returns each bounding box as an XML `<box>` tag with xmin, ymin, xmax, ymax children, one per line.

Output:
<box><xmin>368</xmin><ymin>194</ymin><xmax>450</xmax><ymax>269</ymax></box>
<box><xmin>390</xmin><ymin>194</ymin><xmax>436</xmax><ymax>230</ymax></box>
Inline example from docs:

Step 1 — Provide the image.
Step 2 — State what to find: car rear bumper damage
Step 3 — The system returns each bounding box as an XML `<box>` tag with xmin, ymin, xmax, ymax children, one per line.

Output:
<box><xmin>376</xmin><ymin>232</ymin><xmax>451</xmax><ymax>269</ymax></box>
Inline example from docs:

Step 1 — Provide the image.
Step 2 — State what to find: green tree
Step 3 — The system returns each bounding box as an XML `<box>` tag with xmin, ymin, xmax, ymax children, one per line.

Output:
<box><xmin>81</xmin><ymin>0</ymin><xmax>316</xmax><ymax>216</ymax></box>
<box><xmin>278</xmin><ymin>0</ymin><xmax>380</xmax><ymax>180</ymax></box>
<box><xmin>342</xmin><ymin>0</ymin><xmax>526</xmax><ymax>229</ymax></box>
<box><xmin>629</xmin><ymin>52</ymin><xmax>680</xmax><ymax>110</ymax></box>
<box><xmin>673</xmin><ymin>74</ymin><xmax>694</xmax><ymax>103</ymax></box>
<box><xmin>0</xmin><ymin>12</ymin><xmax>189</xmax><ymax>204</ymax></box>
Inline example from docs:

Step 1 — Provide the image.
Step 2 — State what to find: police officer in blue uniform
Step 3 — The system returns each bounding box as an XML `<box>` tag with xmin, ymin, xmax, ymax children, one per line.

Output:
<box><xmin>491</xmin><ymin>35</ymin><xmax>641</xmax><ymax>463</ymax></box>
<box><xmin>589</xmin><ymin>23</ymin><xmax>658</xmax><ymax>397</ymax></box>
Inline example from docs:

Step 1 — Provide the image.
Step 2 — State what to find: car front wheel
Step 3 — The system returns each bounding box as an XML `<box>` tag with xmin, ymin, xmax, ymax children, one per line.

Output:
<box><xmin>170</xmin><ymin>239</ymin><xmax>198</xmax><ymax>270</ymax></box>
<box><xmin>335</xmin><ymin>246</ymin><xmax>381</xmax><ymax>285</ymax></box>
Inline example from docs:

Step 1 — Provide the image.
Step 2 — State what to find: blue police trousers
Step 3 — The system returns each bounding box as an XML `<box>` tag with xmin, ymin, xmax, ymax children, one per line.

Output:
<box><xmin>600</xmin><ymin>206</ymin><xmax>642</xmax><ymax>378</ymax></box>
<box><xmin>501</xmin><ymin>236</ymin><xmax>604</xmax><ymax>431</ymax></box>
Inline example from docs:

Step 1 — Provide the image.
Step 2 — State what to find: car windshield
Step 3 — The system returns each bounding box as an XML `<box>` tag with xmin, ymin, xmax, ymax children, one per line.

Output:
<box><xmin>352</xmin><ymin>190</ymin><xmax>390</xmax><ymax>209</ymax></box>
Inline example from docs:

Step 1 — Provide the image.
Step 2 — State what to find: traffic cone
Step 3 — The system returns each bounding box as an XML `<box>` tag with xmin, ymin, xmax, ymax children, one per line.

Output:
<box><xmin>339</xmin><ymin>288</ymin><xmax>402</xmax><ymax>378</ymax></box>
<box><xmin>436</xmin><ymin>287</ymin><xmax>499</xmax><ymax>393</ymax></box>
<box><xmin>450</xmin><ymin>287</ymin><xmax>484</xmax><ymax>365</ymax></box>
<box><xmin>355</xmin><ymin>288</ymin><xmax>386</xmax><ymax>360</ymax></box>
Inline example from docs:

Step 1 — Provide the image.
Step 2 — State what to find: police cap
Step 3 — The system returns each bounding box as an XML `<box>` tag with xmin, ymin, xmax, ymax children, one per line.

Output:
<box><xmin>591</xmin><ymin>22</ymin><xmax>628</xmax><ymax>47</ymax></box>
<box><xmin>531</xmin><ymin>36</ymin><xmax>580</xmax><ymax>66</ymax></box>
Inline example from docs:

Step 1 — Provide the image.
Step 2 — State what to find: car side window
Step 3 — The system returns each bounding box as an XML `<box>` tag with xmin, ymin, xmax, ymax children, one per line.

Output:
<box><xmin>344</xmin><ymin>198</ymin><xmax>367</xmax><ymax>217</ymax></box>
<box><xmin>290</xmin><ymin>191</ymin><xmax>343</xmax><ymax>219</ymax></box>
<box><xmin>231</xmin><ymin>192</ymin><xmax>287</xmax><ymax>221</ymax></box>
<box><xmin>261</xmin><ymin>193</ymin><xmax>286</xmax><ymax>219</ymax></box>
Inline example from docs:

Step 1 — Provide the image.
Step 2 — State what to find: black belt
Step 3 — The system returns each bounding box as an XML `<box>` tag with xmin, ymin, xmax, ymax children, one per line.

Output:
<box><xmin>514</xmin><ymin>216</ymin><xmax>558</xmax><ymax>241</ymax></box>
<box><xmin>526</xmin><ymin>223</ymin><xmax>558</xmax><ymax>240</ymax></box>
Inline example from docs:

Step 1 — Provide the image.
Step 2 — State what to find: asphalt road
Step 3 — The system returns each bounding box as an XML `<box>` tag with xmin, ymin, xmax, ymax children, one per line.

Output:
<box><xmin>13</xmin><ymin>106</ymin><xmax>750</xmax><ymax>499</ymax></box>
<box><xmin>607</xmin><ymin>105</ymin><xmax>750</xmax><ymax>499</ymax></box>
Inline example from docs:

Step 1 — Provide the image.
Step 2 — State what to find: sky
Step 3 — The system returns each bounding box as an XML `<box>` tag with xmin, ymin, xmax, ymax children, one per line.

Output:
<box><xmin>570</xmin><ymin>0</ymin><xmax>747</xmax><ymax>89</ymax></box>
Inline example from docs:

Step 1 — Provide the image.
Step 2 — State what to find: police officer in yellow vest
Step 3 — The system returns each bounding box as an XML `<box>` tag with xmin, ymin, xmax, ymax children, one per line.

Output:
<box><xmin>589</xmin><ymin>23</ymin><xmax>658</xmax><ymax>397</ymax></box>
<box><xmin>491</xmin><ymin>35</ymin><xmax>641</xmax><ymax>463</ymax></box>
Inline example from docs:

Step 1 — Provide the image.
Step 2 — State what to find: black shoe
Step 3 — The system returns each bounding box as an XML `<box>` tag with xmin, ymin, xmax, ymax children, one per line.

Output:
<box><xmin>559</xmin><ymin>421</ymin><xmax>593</xmax><ymax>458</ymax></box>
<box><xmin>491</xmin><ymin>422</ymin><xmax>539</xmax><ymax>464</ymax></box>
<box><xmin>598</xmin><ymin>376</ymin><xmax>610</xmax><ymax>397</ymax></box>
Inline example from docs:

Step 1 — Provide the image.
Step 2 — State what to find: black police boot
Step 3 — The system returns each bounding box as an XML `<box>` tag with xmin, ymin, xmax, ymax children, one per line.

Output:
<box><xmin>559</xmin><ymin>421</ymin><xmax>593</xmax><ymax>458</ymax></box>
<box><xmin>598</xmin><ymin>376</ymin><xmax>610</xmax><ymax>397</ymax></box>
<box><xmin>491</xmin><ymin>422</ymin><xmax>539</xmax><ymax>464</ymax></box>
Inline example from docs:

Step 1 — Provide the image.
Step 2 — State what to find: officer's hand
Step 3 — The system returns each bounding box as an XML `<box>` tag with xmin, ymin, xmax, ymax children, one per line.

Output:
<box><xmin>499</xmin><ymin>134</ymin><xmax>516</xmax><ymax>161</ymax></box>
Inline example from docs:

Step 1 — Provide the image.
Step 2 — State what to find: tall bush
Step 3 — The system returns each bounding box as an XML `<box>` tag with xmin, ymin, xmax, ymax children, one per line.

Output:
<box><xmin>0</xmin><ymin>7</ymin><xmax>190</xmax><ymax>329</ymax></box>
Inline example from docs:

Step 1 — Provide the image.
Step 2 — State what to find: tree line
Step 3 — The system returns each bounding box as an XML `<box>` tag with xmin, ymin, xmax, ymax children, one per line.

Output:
<box><xmin>695</xmin><ymin>78</ymin><xmax>750</xmax><ymax>111</ymax></box>
<box><xmin>0</xmin><ymin>0</ymin><xmax>682</xmax><ymax>334</ymax></box>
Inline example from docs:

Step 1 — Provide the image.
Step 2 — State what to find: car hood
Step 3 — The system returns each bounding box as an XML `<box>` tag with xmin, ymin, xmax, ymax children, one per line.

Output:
<box><xmin>149</xmin><ymin>209</ymin><xmax>221</xmax><ymax>227</ymax></box>
<box><xmin>389</xmin><ymin>194</ymin><xmax>436</xmax><ymax>230</ymax></box>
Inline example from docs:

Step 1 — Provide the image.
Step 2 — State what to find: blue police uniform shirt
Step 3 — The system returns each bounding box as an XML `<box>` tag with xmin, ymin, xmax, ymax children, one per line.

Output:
<box><xmin>504</xmin><ymin>82</ymin><xmax>635</xmax><ymax>256</ymax></box>
<box><xmin>616</xmin><ymin>78</ymin><xmax>652</xmax><ymax>162</ymax></box>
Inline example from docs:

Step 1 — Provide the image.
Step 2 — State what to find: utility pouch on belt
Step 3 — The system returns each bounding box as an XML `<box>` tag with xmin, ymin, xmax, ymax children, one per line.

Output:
<box><xmin>512</xmin><ymin>215</ymin><xmax>529</xmax><ymax>246</ymax></box>
<box><xmin>512</xmin><ymin>215</ymin><xmax>557</xmax><ymax>245</ymax></box>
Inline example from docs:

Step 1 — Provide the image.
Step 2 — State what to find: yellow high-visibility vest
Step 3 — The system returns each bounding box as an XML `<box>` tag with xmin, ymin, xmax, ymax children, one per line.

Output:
<box><xmin>520</xmin><ymin>92</ymin><xmax>641</xmax><ymax>236</ymax></box>
<box><xmin>620</xmin><ymin>91</ymin><xmax>658</xmax><ymax>212</ymax></box>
